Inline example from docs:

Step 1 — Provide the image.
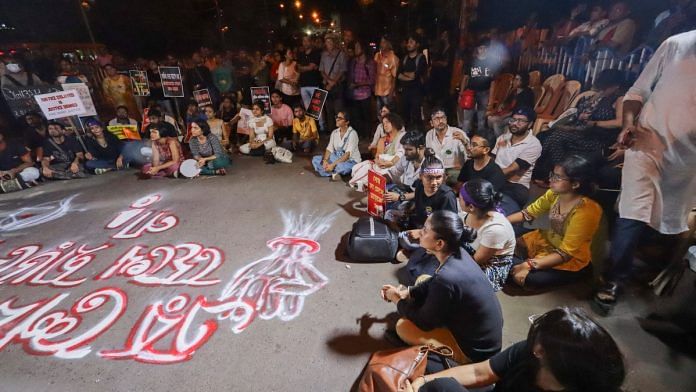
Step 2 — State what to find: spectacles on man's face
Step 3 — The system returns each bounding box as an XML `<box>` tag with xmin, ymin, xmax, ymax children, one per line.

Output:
<box><xmin>509</xmin><ymin>117</ymin><xmax>529</xmax><ymax>124</ymax></box>
<box><xmin>469</xmin><ymin>142</ymin><xmax>485</xmax><ymax>148</ymax></box>
<box><xmin>549</xmin><ymin>171</ymin><xmax>570</xmax><ymax>182</ymax></box>
<box><xmin>335</xmin><ymin>116</ymin><xmax>345</xmax><ymax>121</ymax></box>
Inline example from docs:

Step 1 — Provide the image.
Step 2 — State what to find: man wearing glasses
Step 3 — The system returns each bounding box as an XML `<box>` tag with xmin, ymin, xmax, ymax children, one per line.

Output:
<box><xmin>490</xmin><ymin>107</ymin><xmax>542</xmax><ymax>213</ymax></box>
<box><xmin>425</xmin><ymin>108</ymin><xmax>469</xmax><ymax>186</ymax></box>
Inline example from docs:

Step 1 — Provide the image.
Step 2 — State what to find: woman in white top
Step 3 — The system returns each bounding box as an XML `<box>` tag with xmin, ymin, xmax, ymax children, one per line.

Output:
<box><xmin>238</xmin><ymin>100</ymin><xmax>276</xmax><ymax>155</ymax></box>
<box><xmin>276</xmin><ymin>48</ymin><xmax>300</xmax><ymax>107</ymax></box>
<box><xmin>203</xmin><ymin>104</ymin><xmax>228</xmax><ymax>147</ymax></box>
<box><xmin>459</xmin><ymin>178</ymin><xmax>516</xmax><ymax>291</ymax></box>
<box><xmin>349</xmin><ymin>112</ymin><xmax>405</xmax><ymax>191</ymax></box>
<box><xmin>312</xmin><ymin>111</ymin><xmax>361</xmax><ymax>181</ymax></box>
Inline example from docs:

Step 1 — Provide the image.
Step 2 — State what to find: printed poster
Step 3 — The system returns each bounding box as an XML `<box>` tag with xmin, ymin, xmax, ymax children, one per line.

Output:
<box><xmin>34</xmin><ymin>89</ymin><xmax>87</xmax><ymax>120</ymax></box>
<box><xmin>250</xmin><ymin>86</ymin><xmax>271</xmax><ymax>115</ymax></box>
<box><xmin>367</xmin><ymin>170</ymin><xmax>386</xmax><ymax>218</ymax></box>
<box><xmin>129</xmin><ymin>70</ymin><xmax>150</xmax><ymax>96</ymax></box>
<box><xmin>306</xmin><ymin>88</ymin><xmax>328</xmax><ymax>120</ymax></box>
<box><xmin>61</xmin><ymin>82</ymin><xmax>97</xmax><ymax>116</ymax></box>
<box><xmin>159</xmin><ymin>66</ymin><xmax>184</xmax><ymax>97</ymax></box>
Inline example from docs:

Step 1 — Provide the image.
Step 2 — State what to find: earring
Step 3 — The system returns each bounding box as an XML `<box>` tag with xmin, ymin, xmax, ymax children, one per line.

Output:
<box><xmin>533</xmin><ymin>351</ymin><xmax>542</xmax><ymax>359</ymax></box>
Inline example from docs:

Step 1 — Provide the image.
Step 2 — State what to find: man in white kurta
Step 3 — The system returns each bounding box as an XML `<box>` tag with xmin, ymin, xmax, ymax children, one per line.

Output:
<box><xmin>596</xmin><ymin>30</ymin><xmax>696</xmax><ymax>306</ymax></box>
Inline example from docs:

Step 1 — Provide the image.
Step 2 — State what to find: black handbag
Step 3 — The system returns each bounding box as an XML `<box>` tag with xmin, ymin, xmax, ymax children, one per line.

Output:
<box><xmin>347</xmin><ymin>216</ymin><xmax>399</xmax><ymax>262</ymax></box>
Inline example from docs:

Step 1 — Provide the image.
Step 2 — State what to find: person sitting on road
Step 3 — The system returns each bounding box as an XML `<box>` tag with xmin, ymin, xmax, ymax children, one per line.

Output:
<box><xmin>83</xmin><ymin>119</ymin><xmax>125</xmax><ymax>175</ymax></box>
<box><xmin>239</xmin><ymin>100</ymin><xmax>276</xmax><ymax>156</ymax></box>
<box><xmin>290</xmin><ymin>104</ymin><xmax>318</xmax><ymax>154</ymax></box>
<box><xmin>0</xmin><ymin>131</ymin><xmax>39</xmax><ymax>191</ymax></box>
<box><xmin>188</xmin><ymin>119</ymin><xmax>230</xmax><ymax>176</ymax></box>
<box><xmin>41</xmin><ymin>122</ymin><xmax>87</xmax><ymax>180</ymax></box>
<box><xmin>384</xmin><ymin>131</ymin><xmax>426</xmax><ymax>216</ymax></box>
<box><xmin>141</xmin><ymin>127</ymin><xmax>183</xmax><ymax>178</ymax></box>
<box><xmin>311</xmin><ymin>111</ymin><xmax>361</xmax><ymax>181</ymax></box>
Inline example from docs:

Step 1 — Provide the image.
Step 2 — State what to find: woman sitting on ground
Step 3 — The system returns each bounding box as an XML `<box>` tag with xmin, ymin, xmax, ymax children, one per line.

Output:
<box><xmin>239</xmin><ymin>100</ymin><xmax>276</xmax><ymax>155</ymax></box>
<box><xmin>348</xmin><ymin>112</ymin><xmax>405</xmax><ymax>191</ymax></box>
<box><xmin>141</xmin><ymin>127</ymin><xmax>183</xmax><ymax>178</ymax></box>
<box><xmin>459</xmin><ymin>179</ymin><xmax>516</xmax><ymax>291</ymax></box>
<box><xmin>507</xmin><ymin>154</ymin><xmax>601</xmax><ymax>290</ymax></box>
<box><xmin>203</xmin><ymin>104</ymin><xmax>228</xmax><ymax>148</ymax></box>
<box><xmin>84</xmin><ymin>119</ymin><xmax>125</xmax><ymax>174</ymax></box>
<box><xmin>188</xmin><ymin>119</ymin><xmax>230</xmax><ymax>176</ymax></box>
<box><xmin>311</xmin><ymin>111</ymin><xmax>361</xmax><ymax>181</ymax></box>
<box><xmin>405</xmin><ymin>307</ymin><xmax>625</xmax><ymax>392</ymax></box>
<box><xmin>381</xmin><ymin>210</ymin><xmax>503</xmax><ymax>365</ymax></box>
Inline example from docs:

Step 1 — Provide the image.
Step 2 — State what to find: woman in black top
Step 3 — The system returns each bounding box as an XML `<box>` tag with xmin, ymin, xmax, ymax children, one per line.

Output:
<box><xmin>487</xmin><ymin>73</ymin><xmax>535</xmax><ymax>142</ymax></box>
<box><xmin>84</xmin><ymin>119</ymin><xmax>124</xmax><ymax>174</ymax></box>
<box><xmin>406</xmin><ymin>307</ymin><xmax>625</xmax><ymax>392</ymax></box>
<box><xmin>381</xmin><ymin>210</ymin><xmax>504</xmax><ymax>364</ymax></box>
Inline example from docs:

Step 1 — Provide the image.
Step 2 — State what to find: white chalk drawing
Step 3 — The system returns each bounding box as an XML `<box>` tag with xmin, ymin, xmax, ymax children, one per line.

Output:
<box><xmin>0</xmin><ymin>194</ymin><xmax>79</xmax><ymax>232</ymax></box>
<box><xmin>209</xmin><ymin>211</ymin><xmax>336</xmax><ymax>334</ymax></box>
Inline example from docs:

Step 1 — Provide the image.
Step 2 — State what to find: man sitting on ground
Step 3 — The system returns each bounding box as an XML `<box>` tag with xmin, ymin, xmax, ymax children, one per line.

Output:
<box><xmin>143</xmin><ymin>109</ymin><xmax>178</xmax><ymax>139</ymax></box>
<box><xmin>425</xmin><ymin>107</ymin><xmax>469</xmax><ymax>185</ymax></box>
<box><xmin>455</xmin><ymin>134</ymin><xmax>507</xmax><ymax>194</ymax></box>
<box><xmin>491</xmin><ymin>107</ymin><xmax>542</xmax><ymax>214</ymax></box>
<box><xmin>41</xmin><ymin>122</ymin><xmax>87</xmax><ymax>180</ymax></box>
<box><xmin>109</xmin><ymin>105</ymin><xmax>140</xmax><ymax>127</ymax></box>
<box><xmin>384</xmin><ymin>131</ymin><xmax>426</xmax><ymax>217</ymax></box>
<box><xmin>0</xmin><ymin>131</ymin><xmax>39</xmax><ymax>192</ymax></box>
<box><xmin>291</xmin><ymin>104</ymin><xmax>318</xmax><ymax>154</ymax></box>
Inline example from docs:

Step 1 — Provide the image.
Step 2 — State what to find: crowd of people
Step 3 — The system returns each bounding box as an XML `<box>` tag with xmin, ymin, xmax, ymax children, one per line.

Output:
<box><xmin>0</xmin><ymin>2</ymin><xmax>694</xmax><ymax>390</ymax></box>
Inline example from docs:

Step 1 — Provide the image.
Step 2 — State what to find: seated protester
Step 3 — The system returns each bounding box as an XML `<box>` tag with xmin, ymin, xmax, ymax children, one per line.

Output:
<box><xmin>0</xmin><ymin>131</ymin><xmax>39</xmax><ymax>190</ymax></box>
<box><xmin>108</xmin><ymin>105</ymin><xmax>139</xmax><ymax>127</ymax></box>
<box><xmin>311</xmin><ymin>111</ymin><xmax>361</xmax><ymax>181</ymax></box>
<box><xmin>425</xmin><ymin>108</ymin><xmax>469</xmax><ymax>185</ymax></box>
<box><xmin>408</xmin><ymin>307</ymin><xmax>625</xmax><ymax>392</ymax></box>
<box><xmin>149</xmin><ymin>102</ymin><xmax>180</xmax><ymax>134</ymax></box>
<box><xmin>455</xmin><ymin>134</ymin><xmax>506</xmax><ymax>194</ymax></box>
<box><xmin>567</xmin><ymin>4</ymin><xmax>610</xmax><ymax>40</ymax></box>
<box><xmin>593</xmin><ymin>1</ymin><xmax>637</xmax><ymax>55</ymax></box>
<box><xmin>459</xmin><ymin>179</ymin><xmax>516</xmax><ymax>291</ymax></box>
<box><xmin>384</xmin><ymin>131</ymin><xmax>425</xmax><ymax>212</ymax></box>
<box><xmin>380</xmin><ymin>210</ymin><xmax>503</xmax><ymax>364</ymax></box>
<box><xmin>188</xmin><ymin>119</ymin><xmax>230</xmax><ymax>176</ymax></box>
<box><xmin>239</xmin><ymin>100</ymin><xmax>276</xmax><ymax>155</ymax></box>
<box><xmin>487</xmin><ymin>73</ymin><xmax>535</xmax><ymax>142</ymax></box>
<box><xmin>141</xmin><ymin>127</ymin><xmax>183</xmax><ymax>178</ymax></box>
<box><xmin>491</xmin><ymin>107</ymin><xmax>542</xmax><ymax>213</ymax></box>
<box><xmin>532</xmin><ymin>69</ymin><xmax>624</xmax><ymax>185</ymax></box>
<box><xmin>218</xmin><ymin>95</ymin><xmax>239</xmax><ymax>148</ymax></box>
<box><xmin>83</xmin><ymin>119</ymin><xmax>125</xmax><ymax>174</ymax></box>
<box><xmin>269</xmin><ymin>90</ymin><xmax>294</xmax><ymax>143</ymax></box>
<box><xmin>348</xmin><ymin>112</ymin><xmax>405</xmax><ymax>191</ymax></box>
<box><xmin>143</xmin><ymin>109</ymin><xmax>178</xmax><ymax>140</ymax></box>
<box><xmin>203</xmin><ymin>104</ymin><xmax>229</xmax><ymax>148</ymax></box>
<box><xmin>506</xmin><ymin>155</ymin><xmax>601</xmax><ymax>290</ymax></box>
<box><xmin>41</xmin><ymin>122</ymin><xmax>87</xmax><ymax>180</ymax></box>
<box><xmin>290</xmin><ymin>104</ymin><xmax>318</xmax><ymax>154</ymax></box>
<box><xmin>23</xmin><ymin>111</ymin><xmax>48</xmax><ymax>162</ymax></box>
<box><xmin>368</xmin><ymin>103</ymin><xmax>401</xmax><ymax>153</ymax></box>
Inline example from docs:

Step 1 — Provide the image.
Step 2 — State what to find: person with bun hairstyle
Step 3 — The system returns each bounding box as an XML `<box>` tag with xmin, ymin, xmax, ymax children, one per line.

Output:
<box><xmin>459</xmin><ymin>179</ymin><xmax>516</xmax><ymax>291</ymax></box>
<box><xmin>381</xmin><ymin>210</ymin><xmax>504</xmax><ymax>364</ymax></box>
<box><xmin>507</xmin><ymin>155</ymin><xmax>602</xmax><ymax>290</ymax></box>
<box><xmin>188</xmin><ymin>119</ymin><xmax>230</xmax><ymax>176</ymax></box>
<box><xmin>405</xmin><ymin>307</ymin><xmax>625</xmax><ymax>392</ymax></box>
<box><xmin>239</xmin><ymin>100</ymin><xmax>276</xmax><ymax>155</ymax></box>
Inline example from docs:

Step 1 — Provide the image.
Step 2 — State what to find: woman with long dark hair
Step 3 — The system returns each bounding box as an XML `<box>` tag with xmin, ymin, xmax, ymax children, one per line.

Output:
<box><xmin>507</xmin><ymin>154</ymin><xmax>602</xmax><ymax>290</ymax></box>
<box><xmin>406</xmin><ymin>307</ymin><xmax>625</xmax><ymax>392</ymax></box>
<box><xmin>459</xmin><ymin>179</ymin><xmax>516</xmax><ymax>291</ymax></box>
<box><xmin>381</xmin><ymin>210</ymin><xmax>503</xmax><ymax>365</ymax></box>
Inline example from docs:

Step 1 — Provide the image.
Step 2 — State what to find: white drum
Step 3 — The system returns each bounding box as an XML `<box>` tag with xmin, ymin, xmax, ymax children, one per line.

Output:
<box><xmin>179</xmin><ymin>159</ymin><xmax>201</xmax><ymax>178</ymax></box>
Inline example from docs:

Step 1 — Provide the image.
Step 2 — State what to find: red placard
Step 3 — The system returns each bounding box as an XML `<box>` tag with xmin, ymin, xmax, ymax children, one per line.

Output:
<box><xmin>367</xmin><ymin>170</ymin><xmax>386</xmax><ymax>218</ymax></box>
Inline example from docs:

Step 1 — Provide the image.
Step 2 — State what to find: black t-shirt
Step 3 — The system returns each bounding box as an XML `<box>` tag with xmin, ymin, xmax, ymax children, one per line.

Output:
<box><xmin>298</xmin><ymin>48</ymin><xmax>322</xmax><ymax>87</ymax></box>
<box><xmin>410</xmin><ymin>180</ymin><xmax>458</xmax><ymax>229</ymax></box>
<box><xmin>399</xmin><ymin>53</ymin><xmax>427</xmax><ymax>89</ymax></box>
<box><xmin>0</xmin><ymin>141</ymin><xmax>30</xmax><ymax>170</ymax></box>
<box><xmin>467</xmin><ymin>56</ymin><xmax>497</xmax><ymax>92</ymax></box>
<box><xmin>457</xmin><ymin>158</ymin><xmax>507</xmax><ymax>192</ymax></box>
<box><xmin>489</xmin><ymin>340</ymin><xmax>542</xmax><ymax>392</ymax></box>
<box><xmin>514</xmin><ymin>87</ymin><xmax>535</xmax><ymax>110</ymax></box>
<box><xmin>85</xmin><ymin>132</ymin><xmax>123</xmax><ymax>161</ymax></box>
<box><xmin>24</xmin><ymin>128</ymin><xmax>47</xmax><ymax>152</ymax></box>
<box><xmin>43</xmin><ymin>136</ymin><xmax>83</xmax><ymax>164</ymax></box>
<box><xmin>143</xmin><ymin>121</ymin><xmax>177</xmax><ymax>139</ymax></box>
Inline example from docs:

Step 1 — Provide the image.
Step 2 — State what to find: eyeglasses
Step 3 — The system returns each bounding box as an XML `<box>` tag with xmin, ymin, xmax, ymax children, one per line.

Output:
<box><xmin>509</xmin><ymin>117</ymin><xmax>529</xmax><ymax>124</ymax></box>
<box><xmin>335</xmin><ymin>116</ymin><xmax>345</xmax><ymax>120</ymax></box>
<box><xmin>548</xmin><ymin>171</ymin><xmax>570</xmax><ymax>182</ymax></box>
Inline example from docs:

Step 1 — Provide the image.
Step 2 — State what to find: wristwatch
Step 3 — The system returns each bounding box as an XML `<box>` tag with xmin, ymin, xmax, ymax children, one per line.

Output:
<box><xmin>398</xmin><ymin>193</ymin><xmax>406</xmax><ymax>202</ymax></box>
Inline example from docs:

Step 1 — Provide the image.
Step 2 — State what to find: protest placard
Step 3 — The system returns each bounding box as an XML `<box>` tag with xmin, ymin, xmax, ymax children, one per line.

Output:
<box><xmin>1</xmin><ymin>85</ymin><xmax>62</xmax><ymax>119</ymax></box>
<box><xmin>61</xmin><ymin>83</ymin><xmax>97</xmax><ymax>116</ymax></box>
<box><xmin>193</xmin><ymin>89</ymin><xmax>213</xmax><ymax>108</ymax></box>
<box><xmin>159</xmin><ymin>66</ymin><xmax>184</xmax><ymax>97</ymax></box>
<box><xmin>250</xmin><ymin>86</ymin><xmax>271</xmax><ymax>115</ymax></box>
<box><xmin>129</xmin><ymin>70</ymin><xmax>150</xmax><ymax>96</ymax></box>
<box><xmin>34</xmin><ymin>90</ymin><xmax>86</xmax><ymax>120</ymax></box>
<box><xmin>367</xmin><ymin>170</ymin><xmax>387</xmax><ymax>218</ymax></box>
<box><xmin>306</xmin><ymin>88</ymin><xmax>328</xmax><ymax>120</ymax></box>
<box><xmin>107</xmin><ymin>124</ymin><xmax>141</xmax><ymax>140</ymax></box>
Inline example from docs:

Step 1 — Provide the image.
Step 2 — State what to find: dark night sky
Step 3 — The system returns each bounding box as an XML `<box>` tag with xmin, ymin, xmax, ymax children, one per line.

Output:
<box><xmin>0</xmin><ymin>0</ymin><xmax>665</xmax><ymax>57</ymax></box>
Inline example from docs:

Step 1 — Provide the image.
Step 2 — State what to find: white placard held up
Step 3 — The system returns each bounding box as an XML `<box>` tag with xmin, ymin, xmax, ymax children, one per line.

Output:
<box><xmin>61</xmin><ymin>83</ymin><xmax>97</xmax><ymax>116</ymax></box>
<box><xmin>34</xmin><ymin>89</ymin><xmax>87</xmax><ymax>120</ymax></box>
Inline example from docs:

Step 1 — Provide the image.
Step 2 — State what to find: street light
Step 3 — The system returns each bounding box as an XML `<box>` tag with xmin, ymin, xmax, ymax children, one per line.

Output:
<box><xmin>279</xmin><ymin>3</ymin><xmax>285</xmax><ymax>9</ymax></box>
<box><xmin>311</xmin><ymin>11</ymin><xmax>318</xmax><ymax>19</ymax></box>
<box><xmin>299</xmin><ymin>14</ymin><xmax>304</xmax><ymax>19</ymax></box>
<box><xmin>294</xmin><ymin>0</ymin><xmax>301</xmax><ymax>8</ymax></box>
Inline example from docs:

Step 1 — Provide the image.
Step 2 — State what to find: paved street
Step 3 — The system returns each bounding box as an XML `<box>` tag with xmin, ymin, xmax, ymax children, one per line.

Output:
<box><xmin>1</xmin><ymin>155</ymin><xmax>695</xmax><ymax>392</ymax></box>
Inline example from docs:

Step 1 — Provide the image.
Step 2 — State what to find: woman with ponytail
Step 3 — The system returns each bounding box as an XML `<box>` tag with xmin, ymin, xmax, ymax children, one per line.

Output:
<box><xmin>381</xmin><ymin>210</ymin><xmax>504</xmax><ymax>364</ymax></box>
<box><xmin>459</xmin><ymin>179</ymin><xmax>516</xmax><ymax>291</ymax></box>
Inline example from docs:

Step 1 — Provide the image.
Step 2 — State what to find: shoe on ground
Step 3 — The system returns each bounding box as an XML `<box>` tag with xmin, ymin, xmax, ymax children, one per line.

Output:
<box><xmin>94</xmin><ymin>168</ymin><xmax>112</xmax><ymax>175</ymax></box>
<box><xmin>330</xmin><ymin>172</ymin><xmax>340</xmax><ymax>182</ymax></box>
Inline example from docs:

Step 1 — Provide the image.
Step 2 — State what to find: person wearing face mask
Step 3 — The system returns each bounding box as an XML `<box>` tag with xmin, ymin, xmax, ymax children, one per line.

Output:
<box><xmin>1</xmin><ymin>56</ymin><xmax>44</xmax><ymax>88</ymax></box>
<box><xmin>40</xmin><ymin>122</ymin><xmax>87</xmax><ymax>180</ymax></box>
<box><xmin>425</xmin><ymin>108</ymin><xmax>469</xmax><ymax>185</ymax></box>
<box><xmin>380</xmin><ymin>210</ymin><xmax>503</xmax><ymax>365</ymax></box>
<box><xmin>491</xmin><ymin>107</ymin><xmax>542</xmax><ymax>214</ymax></box>
<box><xmin>404</xmin><ymin>307</ymin><xmax>624</xmax><ymax>392</ymax></box>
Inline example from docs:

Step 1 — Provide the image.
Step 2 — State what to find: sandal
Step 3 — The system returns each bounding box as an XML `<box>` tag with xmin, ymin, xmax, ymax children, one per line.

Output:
<box><xmin>594</xmin><ymin>281</ymin><xmax>620</xmax><ymax>304</ymax></box>
<box><xmin>215</xmin><ymin>168</ymin><xmax>227</xmax><ymax>176</ymax></box>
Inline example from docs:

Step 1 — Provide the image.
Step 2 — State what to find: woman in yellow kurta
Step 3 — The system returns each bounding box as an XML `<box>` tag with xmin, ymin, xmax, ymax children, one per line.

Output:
<box><xmin>507</xmin><ymin>155</ymin><xmax>602</xmax><ymax>289</ymax></box>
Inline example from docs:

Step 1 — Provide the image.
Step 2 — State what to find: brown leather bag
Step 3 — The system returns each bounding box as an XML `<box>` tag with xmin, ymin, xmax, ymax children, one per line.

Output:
<box><xmin>358</xmin><ymin>345</ymin><xmax>453</xmax><ymax>392</ymax></box>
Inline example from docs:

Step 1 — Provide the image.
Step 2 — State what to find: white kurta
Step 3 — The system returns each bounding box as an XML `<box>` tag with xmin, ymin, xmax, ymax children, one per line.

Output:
<box><xmin>619</xmin><ymin>30</ymin><xmax>696</xmax><ymax>234</ymax></box>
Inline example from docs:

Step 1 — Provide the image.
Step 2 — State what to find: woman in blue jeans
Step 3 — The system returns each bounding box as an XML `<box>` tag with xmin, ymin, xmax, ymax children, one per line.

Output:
<box><xmin>311</xmin><ymin>111</ymin><xmax>361</xmax><ymax>181</ymax></box>
<box><xmin>83</xmin><ymin>119</ymin><xmax>125</xmax><ymax>174</ymax></box>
